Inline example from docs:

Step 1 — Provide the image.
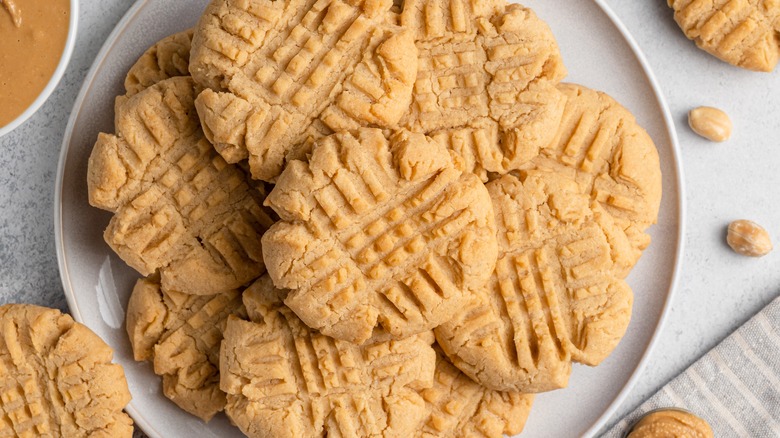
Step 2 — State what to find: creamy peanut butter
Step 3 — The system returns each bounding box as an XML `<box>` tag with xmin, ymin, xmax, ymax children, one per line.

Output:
<box><xmin>627</xmin><ymin>409</ymin><xmax>713</xmax><ymax>438</ymax></box>
<box><xmin>0</xmin><ymin>0</ymin><xmax>69</xmax><ymax>127</ymax></box>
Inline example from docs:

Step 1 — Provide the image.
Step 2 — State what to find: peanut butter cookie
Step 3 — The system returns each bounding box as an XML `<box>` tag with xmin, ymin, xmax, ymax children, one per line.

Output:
<box><xmin>126</xmin><ymin>276</ymin><xmax>245</xmax><ymax>421</ymax></box>
<box><xmin>190</xmin><ymin>0</ymin><xmax>418</xmax><ymax>181</ymax></box>
<box><xmin>220</xmin><ymin>276</ymin><xmax>436</xmax><ymax>438</ymax></box>
<box><xmin>125</xmin><ymin>29</ymin><xmax>194</xmax><ymax>97</ymax></box>
<box><xmin>532</xmin><ymin>83</ymin><xmax>662</xmax><ymax>258</ymax></box>
<box><xmin>0</xmin><ymin>304</ymin><xmax>133</xmax><ymax>437</ymax></box>
<box><xmin>262</xmin><ymin>128</ymin><xmax>498</xmax><ymax>344</ymax></box>
<box><xmin>419</xmin><ymin>350</ymin><xmax>534</xmax><ymax>438</ymax></box>
<box><xmin>668</xmin><ymin>0</ymin><xmax>780</xmax><ymax>71</ymax></box>
<box><xmin>436</xmin><ymin>84</ymin><xmax>661</xmax><ymax>393</ymax></box>
<box><xmin>87</xmin><ymin>77</ymin><xmax>275</xmax><ymax>295</ymax></box>
<box><xmin>400</xmin><ymin>0</ymin><xmax>567</xmax><ymax>179</ymax></box>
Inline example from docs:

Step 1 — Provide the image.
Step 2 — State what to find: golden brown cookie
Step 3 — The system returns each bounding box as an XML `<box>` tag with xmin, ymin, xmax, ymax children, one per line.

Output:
<box><xmin>0</xmin><ymin>304</ymin><xmax>133</xmax><ymax>437</ymax></box>
<box><xmin>532</xmin><ymin>83</ymin><xmax>662</xmax><ymax>257</ymax></box>
<box><xmin>668</xmin><ymin>0</ymin><xmax>780</xmax><ymax>72</ymax></box>
<box><xmin>220</xmin><ymin>276</ymin><xmax>436</xmax><ymax>438</ymax></box>
<box><xmin>125</xmin><ymin>29</ymin><xmax>194</xmax><ymax>97</ymax></box>
<box><xmin>435</xmin><ymin>171</ymin><xmax>635</xmax><ymax>392</ymax></box>
<box><xmin>400</xmin><ymin>0</ymin><xmax>567</xmax><ymax>179</ymax></box>
<box><xmin>190</xmin><ymin>0</ymin><xmax>418</xmax><ymax>181</ymax></box>
<box><xmin>419</xmin><ymin>350</ymin><xmax>534</xmax><ymax>438</ymax></box>
<box><xmin>87</xmin><ymin>77</ymin><xmax>275</xmax><ymax>295</ymax></box>
<box><xmin>262</xmin><ymin>128</ymin><xmax>498</xmax><ymax>344</ymax></box>
<box><xmin>126</xmin><ymin>276</ymin><xmax>245</xmax><ymax>422</ymax></box>
<box><xmin>436</xmin><ymin>84</ymin><xmax>661</xmax><ymax>393</ymax></box>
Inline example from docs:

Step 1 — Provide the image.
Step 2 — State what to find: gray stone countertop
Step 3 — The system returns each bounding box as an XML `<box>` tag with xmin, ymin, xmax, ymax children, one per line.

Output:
<box><xmin>1</xmin><ymin>1</ymin><xmax>779</xmax><ymax>437</ymax></box>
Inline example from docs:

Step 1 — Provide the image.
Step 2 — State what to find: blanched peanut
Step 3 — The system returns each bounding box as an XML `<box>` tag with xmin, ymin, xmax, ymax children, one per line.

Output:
<box><xmin>727</xmin><ymin>220</ymin><xmax>772</xmax><ymax>257</ymax></box>
<box><xmin>688</xmin><ymin>106</ymin><xmax>732</xmax><ymax>142</ymax></box>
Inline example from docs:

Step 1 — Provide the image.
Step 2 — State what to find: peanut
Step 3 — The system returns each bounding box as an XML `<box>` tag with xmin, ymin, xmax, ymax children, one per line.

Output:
<box><xmin>727</xmin><ymin>220</ymin><xmax>772</xmax><ymax>257</ymax></box>
<box><xmin>688</xmin><ymin>106</ymin><xmax>732</xmax><ymax>142</ymax></box>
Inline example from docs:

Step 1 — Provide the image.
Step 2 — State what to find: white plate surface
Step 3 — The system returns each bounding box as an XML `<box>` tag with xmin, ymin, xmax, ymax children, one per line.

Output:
<box><xmin>55</xmin><ymin>1</ymin><xmax>684</xmax><ymax>437</ymax></box>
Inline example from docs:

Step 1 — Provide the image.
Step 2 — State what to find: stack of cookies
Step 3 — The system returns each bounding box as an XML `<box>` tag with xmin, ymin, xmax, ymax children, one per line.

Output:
<box><xmin>87</xmin><ymin>0</ymin><xmax>662</xmax><ymax>436</ymax></box>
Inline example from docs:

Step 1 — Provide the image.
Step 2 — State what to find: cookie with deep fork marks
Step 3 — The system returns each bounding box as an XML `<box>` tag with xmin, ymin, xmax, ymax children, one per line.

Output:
<box><xmin>399</xmin><ymin>0</ymin><xmax>568</xmax><ymax>180</ymax></box>
<box><xmin>220</xmin><ymin>275</ymin><xmax>436</xmax><ymax>438</ymax></box>
<box><xmin>126</xmin><ymin>276</ymin><xmax>246</xmax><ymax>421</ymax></box>
<box><xmin>190</xmin><ymin>0</ymin><xmax>419</xmax><ymax>181</ymax></box>
<box><xmin>529</xmin><ymin>83</ymin><xmax>662</xmax><ymax>259</ymax></box>
<box><xmin>262</xmin><ymin>128</ymin><xmax>498</xmax><ymax>344</ymax></box>
<box><xmin>668</xmin><ymin>0</ymin><xmax>780</xmax><ymax>72</ymax></box>
<box><xmin>87</xmin><ymin>77</ymin><xmax>275</xmax><ymax>295</ymax></box>
<box><xmin>418</xmin><ymin>349</ymin><xmax>534</xmax><ymax>438</ymax></box>
<box><xmin>0</xmin><ymin>304</ymin><xmax>133</xmax><ymax>437</ymax></box>
<box><xmin>436</xmin><ymin>84</ymin><xmax>661</xmax><ymax>392</ymax></box>
<box><xmin>125</xmin><ymin>29</ymin><xmax>194</xmax><ymax>97</ymax></box>
<box><xmin>435</xmin><ymin>170</ymin><xmax>636</xmax><ymax>392</ymax></box>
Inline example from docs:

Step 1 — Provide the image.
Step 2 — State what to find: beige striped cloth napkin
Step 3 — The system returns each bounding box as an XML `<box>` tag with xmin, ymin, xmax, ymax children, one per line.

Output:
<box><xmin>602</xmin><ymin>295</ymin><xmax>780</xmax><ymax>437</ymax></box>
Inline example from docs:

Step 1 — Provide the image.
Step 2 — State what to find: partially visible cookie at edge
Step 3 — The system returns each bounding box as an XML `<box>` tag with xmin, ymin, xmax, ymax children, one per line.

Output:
<box><xmin>419</xmin><ymin>350</ymin><xmax>534</xmax><ymax>438</ymax></box>
<box><xmin>0</xmin><ymin>304</ymin><xmax>133</xmax><ymax>437</ymax></box>
<box><xmin>220</xmin><ymin>275</ymin><xmax>436</xmax><ymax>438</ymax></box>
<box><xmin>87</xmin><ymin>76</ymin><xmax>275</xmax><ymax>295</ymax></box>
<box><xmin>262</xmin><ymin>128</ymin><xmax>498</xmax><ymax>344</ymax></box>
<box><xmin>126</xmin><ymin>275</ymin><xmax>245</xmax><ymax>422</ymax></box>
<box><xmin>668</xmin><ymin>0</ymin><xmax>780</xmax><ymax>72</ymax></box>
<box><xmin>190</xmin><ymin>0</ymin><xmax>419</xmax><ymax>181</ymax></box>
<box><xmin>125</xmin><ymin>29</ymin><xmax>194</xmax><ymax>97</ymax></box>
<box><xmin>400</xmin><ymin>0</ymin><xmax>568</xmax><ymax>179</ymax></box>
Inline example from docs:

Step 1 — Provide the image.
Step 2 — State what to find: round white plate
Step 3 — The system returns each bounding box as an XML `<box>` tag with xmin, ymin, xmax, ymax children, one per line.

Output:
<box><xmin>55</xmin><ymin>1</ymin><xmax>684</xmax><ymax>437</ymax></box>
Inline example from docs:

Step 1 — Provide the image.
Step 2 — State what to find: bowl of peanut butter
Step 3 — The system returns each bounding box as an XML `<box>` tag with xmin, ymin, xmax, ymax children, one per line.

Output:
<box><xmin>0</xmin><ymin>0</ymin><xmax>77</xmax><ymax>136</ymax></box>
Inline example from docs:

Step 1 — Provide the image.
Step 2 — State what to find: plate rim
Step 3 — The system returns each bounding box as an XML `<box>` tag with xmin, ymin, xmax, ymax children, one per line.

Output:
<box><xmin>579</xmin><ymin>1</ymin><xmax>686</xmax><ymax>436</ymax></box>
<box><xmin>53</xmin><ymin>1</ymin><xmax>687</xmax><ymax>437</ymax></box>
<box><xmin>54</xmin><ymin>0</ymin><xmax>160</xmax><ymax>436</ymax></box>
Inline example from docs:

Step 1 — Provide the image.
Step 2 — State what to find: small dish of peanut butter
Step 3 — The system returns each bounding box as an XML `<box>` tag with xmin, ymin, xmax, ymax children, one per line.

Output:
<box><xmin>0</xmin><ymin>0</ymin><xmax>78</xmax><ymax>136</ymax></box>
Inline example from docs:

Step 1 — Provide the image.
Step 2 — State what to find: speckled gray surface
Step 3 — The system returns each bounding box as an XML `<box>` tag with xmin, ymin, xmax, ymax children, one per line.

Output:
<box><xmin>0</xmin><ymin>2</ymin><xmax>146</xmax><ymax>435</ymax></box>
<box><xmin>0</xmin><ymin>1</ymin><xmax>779</xmax><ymax>437</ymax></box>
